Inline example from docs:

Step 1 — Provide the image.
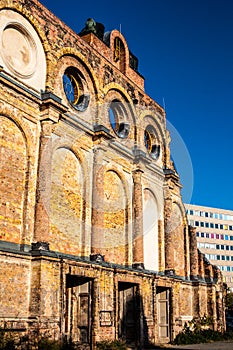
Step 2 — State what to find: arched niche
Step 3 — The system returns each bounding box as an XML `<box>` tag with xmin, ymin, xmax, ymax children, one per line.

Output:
<box><xmin>143</xmin><ymin>189</ymin><xmax>159</xmax><ymax>271</ymax></box>
<box><xmin>103</xmin><ymin>170</ymin><xmax>128</xmax><ymax>264</ymax></box>
<box><xmin>0</xmin><ymin>116</ymin><xmax>27</xmax><ymax>244</ymax></box>
<box><xmin>49</xmin><ymin>148</ymin><xmax>84</xmax><ymax>255</ymax></box>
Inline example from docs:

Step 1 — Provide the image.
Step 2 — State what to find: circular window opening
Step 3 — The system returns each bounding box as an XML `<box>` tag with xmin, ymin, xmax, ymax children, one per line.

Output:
<box><xmin>109</xmin><ymin>100</ymin><xmax>130</xmax><ymax>138</ymax></box>
<box><xmin>63</xmin><ymin>68</ymin><xmax>89</xmax><ymax>111</ymax></box>
<box><xmin>144</xmin><ymin>126</ymin><xmax>160</xmax><ymax>160</ymax></box>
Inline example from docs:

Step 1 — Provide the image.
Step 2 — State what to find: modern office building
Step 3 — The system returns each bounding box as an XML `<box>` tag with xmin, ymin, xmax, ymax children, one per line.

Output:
<box><xmin>185</xmin><ymin>204</ymin><xmax>233</xmax><ymax>291</ymax></box>
<box><xmin>0</xmin><ymin>0</ymin><xmax>226</xmax><ymax>348</ymax></box>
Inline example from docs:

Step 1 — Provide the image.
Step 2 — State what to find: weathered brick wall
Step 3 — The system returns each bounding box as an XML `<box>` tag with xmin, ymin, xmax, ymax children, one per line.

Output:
<box><xmin>50</xmin><ymin>148</ymin><xmax>83</xmax><ymax>255</ymax></box>
<box><xmin>165</xmin><ymin>200</ymin><xmax>187</xmax><ymax>277</ymax></box>
<box><xmin>0</xmin><ymin>116</ymin><xmax>27</xmax><ymax>244</ymax></box>
<box><xmin>103</xmin><ymin>170</ymin><xmax>127</xmax><ymax>264</ymax></box>
<box><xmin>0</xmin><ymin>254</ymin><xmax>31</xmax><ymax>317</ymax></box>
<box><xmin>0</xmin><ymin>0</ymin><xmax>226</xmax><ymax>347</ymax></box>
<box><xmin>0</xmin><ymin>90</ymin><xmax>39</xmax><ymax>248</ymax></box>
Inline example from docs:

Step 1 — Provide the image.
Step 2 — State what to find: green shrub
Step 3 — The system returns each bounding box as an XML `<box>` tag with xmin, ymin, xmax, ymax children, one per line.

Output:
<box><xmin>37</xmin><ymin>336</ymin><xmax>76</xmax><ymax>350</ymax></box>
<box><xmin>38</xmin><ymin>337</ymin><xmax>61</xmax><ymax>350</ymax></box>
<box><xmin>96</xmin><ymin>340</ymin><xmax>127</xmax><ymax>350</ymax></box>
<box><xmin>0</xmin><ymin>329</ymin><xmax>77</xmax><ymax>350</ymax></box>
<box><xmin>0</xmin><ymin>328</ymin><xmax>17</xmax><ymax>350</ymax></box>
<box><xmin>172</xmin><ymin>316</ymin><xmax>233</xmax><ymax>345</ymax></box>
<box><xmin>173</xmin><ymin>327</ymin><xmax>225</xmax><ymax>345</ymax></box>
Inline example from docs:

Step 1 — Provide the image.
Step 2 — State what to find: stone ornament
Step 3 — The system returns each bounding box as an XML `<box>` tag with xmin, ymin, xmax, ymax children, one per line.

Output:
<box><xmin>1</xmin><ymin>23</ymin><xmax>37</xmax><ymax>78</ymax></box>
<box><xmin>0</xmin><ymin>9</ymin><xmax>46</xmax><ymax>91</ymax></box>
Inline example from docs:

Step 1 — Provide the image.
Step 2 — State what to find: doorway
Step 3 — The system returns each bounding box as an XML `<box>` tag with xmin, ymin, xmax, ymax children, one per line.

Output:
<box><xmin>157</xmin><ymin>287</ymin><xmax>170</xmax><ymax>342</ymax></box>
<box><xmin>65</xmin><ymin>275</ymin><xmax>93</xmax><ymax>348</ymax></box>
<box><xmin>118</xmin><ymin>282</ymin><xmax>140</xmax><ymax>347</ymax></box>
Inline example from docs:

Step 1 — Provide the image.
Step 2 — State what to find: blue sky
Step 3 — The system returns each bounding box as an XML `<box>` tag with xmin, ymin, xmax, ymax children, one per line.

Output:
<box><xmin>40</xmin><ymin>0</ymin><xmax>233</xmax><ymax>210</ymax></box>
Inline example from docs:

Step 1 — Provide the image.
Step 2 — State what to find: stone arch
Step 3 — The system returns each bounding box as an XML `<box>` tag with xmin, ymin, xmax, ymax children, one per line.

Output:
<box><xmin>53</xmin><ymin>49</ymin><xmax>99</xmax><ymax>94</ymax></box>
<box><xmin>49</xmin><ymin>147</ymin><xmax>85</xmax><ymax>255</ymax></box>
<box><xmin>0</xmin><ymin>115</ymin><xmax>28</xmax><ymax>244</ymax></box>
<box><xmin>103</xmin><ymin>83</ymin><xmax>135</xmax><ymax>104</ymax></box>
<box><xmin>142</xmin><ymin>114</ymin><xmax>166</xmax><ymax>141</ymax></box>
<box><xmin>138</xmin><ymin>109</ymin><xmax>166</xmax><ymax>139</ymax></box>
<box><xmin>102</xmin><ymin>85</ymin><xmax>137</xmax><ymax>142</ymax></box>
<box><xmin>143</xmin><ymin>188</ymin><xmax>159</xmax><ymax>271</ymax></box>
<box><xmin>109</xmin><ymin>30</ymin><xmax>130</xmax><ymax>73</ymax></box>
<box><xmin>51</xmin><ymin>52</ymin><xmax>99</xmax><ymax>123</ymax></box>
<box><xmin>139</xmin><ymin>111</ymin><xmax>167</xmax><ymax>166</ymax></box>
<box><xmin>141</xmin><ymin>113</ymin><xmax>166</xmax><ymax>146</ymax></box>
<box><xmin>0</xmin><ymin>104</ymin><xmax>36</xmax><ymax>153</ymax></box>
<box><xmin>103</xmin><ymin>169</ymin><xmax>129</xmax><ymax>265</ymax></box>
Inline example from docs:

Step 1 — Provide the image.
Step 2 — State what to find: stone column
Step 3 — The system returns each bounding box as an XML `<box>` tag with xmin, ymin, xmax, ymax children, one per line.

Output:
<box><xmin>33</xmin><ymin>120</ymin><xmax>53</xmax><ymax>249</ymax></box>
<box><xmin>198</xmin><ymin>251</ymin><xmax>205</xmax><ymax>281</ymax></box>
<box><xmin>90</xmin><ymin>146</ymin><xmax>105</xmax><ymax>261</ymax></box>
<box><xmin>158</xmin><ymin>219</ymin><xmax>165</xmax><ymax>271</ymax></box>
<box><xmin>132</xmin><ymin>169</ymin><xmax>144</xmax><ymax>269</ymax></box>
<box><xmin>189</xmin><ymin>226</ymin><xmax>199</xmax><ymax>281</ymax></box>
<box><xmin>164</xmin><ymin>194</ymin><xmax>175</xmax><ymax>276</ymax></box>
<box><xmin>184</xmin><ymin>225</ymin><xmax>190</xmax><ymax>279</ymax></box>
<box><xmin>33</xmin><ymin>92</ymin><xmax>67</xmax><ymax>250</ymax></box>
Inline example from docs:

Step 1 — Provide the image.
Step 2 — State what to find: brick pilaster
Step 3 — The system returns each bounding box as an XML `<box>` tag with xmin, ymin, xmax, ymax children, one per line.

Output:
<box><xmin>34</xmin><ymin>120</ymin><xmax>53</xmax><ymax>245</ymax></box>
<box><xmin>132</xmin><ymin>169</ymin><xmax>144</xmax><ymax>269</ymax></box>
<box><xmin>91</xmin><ymin>147</ymin><xmax>105</xmax><ymax>259</ymax></box>
<box><xmin>189</xmin><ymin>226</ymin><xmax>199</xmax><ymax>281</ymax></box>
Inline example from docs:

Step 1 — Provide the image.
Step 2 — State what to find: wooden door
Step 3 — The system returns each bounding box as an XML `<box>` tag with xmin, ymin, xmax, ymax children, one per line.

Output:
<box><xmin>157</xmin><ymin>288</ymin><xmax>170</xmax><ymax>342</ymax></box>
<box><xmin>65</xmin><ymin>275</ymin><xmax>92</xmax><ymax>348</ymax></box>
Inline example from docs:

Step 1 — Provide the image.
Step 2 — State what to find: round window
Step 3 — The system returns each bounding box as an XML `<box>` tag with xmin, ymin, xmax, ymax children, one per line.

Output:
<box><xmin>144</xmin><ymin>126</ymin><xmax>160</xmax><ymax>160</ymax></box>
<box><xmin>109</xmin><ymin>100</ymin><xmax>130</xmax><ymax>138</ymax></box>
<box><xmin>144</xmin><ymin>129</ymin><xmax>152</xmax><ymax>152</ymax></box>
<box><xmin>62</xmin><ymin>68</ymin><xmax>89</xmax><ymax>111</ymax></box>
<box><xmin>63</xmin><ymin>72</ymin><xmax>79</xmax><ymax>105</ymax></box>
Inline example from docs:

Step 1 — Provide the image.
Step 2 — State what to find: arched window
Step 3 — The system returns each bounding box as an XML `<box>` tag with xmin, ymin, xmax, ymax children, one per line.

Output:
<box><xmin>113</xmin><ymin>37</ymin><xmax>126</xmax><ymax>72</ymax></box>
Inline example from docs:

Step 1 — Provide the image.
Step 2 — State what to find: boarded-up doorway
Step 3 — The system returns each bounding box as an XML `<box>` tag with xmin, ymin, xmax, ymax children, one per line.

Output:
<box><xmin>65</xmin><ymin>275</ymin><xmax>93</xmax><ymax>348</ymax></box>
<box><xmin>118</xmin><ymin>282</ymin><xmax>139</xmax><ymax>347</ymax></box>
<box><xmin>157</xmin><ymin>287</ymin><xmax>170</xmax><ymax>343</ymax></box>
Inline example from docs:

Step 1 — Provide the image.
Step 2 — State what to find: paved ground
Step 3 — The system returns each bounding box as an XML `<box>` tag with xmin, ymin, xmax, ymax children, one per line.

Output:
<box><xmin>148</xmin><ymin>340</ymin><xmax>233</xmax><ymax>349</ymax></box>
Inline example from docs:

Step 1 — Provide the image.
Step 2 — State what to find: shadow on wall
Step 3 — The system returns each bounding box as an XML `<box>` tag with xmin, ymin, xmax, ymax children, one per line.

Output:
<box><xmin>119</xmin><ymin>289</ymin><xmax>196</xmax><ymax>349</ymax></box>
<box><xmin>118</xmin><ymin>284</ymin><xmax>155</xmax><ymax>349</ymax></box>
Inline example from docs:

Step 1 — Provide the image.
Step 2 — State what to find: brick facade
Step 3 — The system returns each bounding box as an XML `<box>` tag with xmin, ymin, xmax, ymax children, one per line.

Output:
<box><xmin>0</xmin><ymin>1</ymin><xmax>226</xmax><ymax>348</ymax></box>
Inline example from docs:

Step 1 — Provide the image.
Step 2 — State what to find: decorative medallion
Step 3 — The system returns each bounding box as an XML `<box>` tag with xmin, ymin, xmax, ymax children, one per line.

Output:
<box><xmin>1</xmin><ymin>23</ymin><xmax>37</xmax><ymax>78</ymax></box>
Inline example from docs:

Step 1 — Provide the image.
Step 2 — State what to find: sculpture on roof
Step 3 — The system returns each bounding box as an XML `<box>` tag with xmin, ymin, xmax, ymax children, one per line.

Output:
<box><xmin>79</xmin><ymin>18</ymin><xmax>105</xmax><ymax>40</ymax></box>
<box><xmin>83</xmin><ymin>18</ymin><xmax>97</xmax><ymax>34</ymax></box>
